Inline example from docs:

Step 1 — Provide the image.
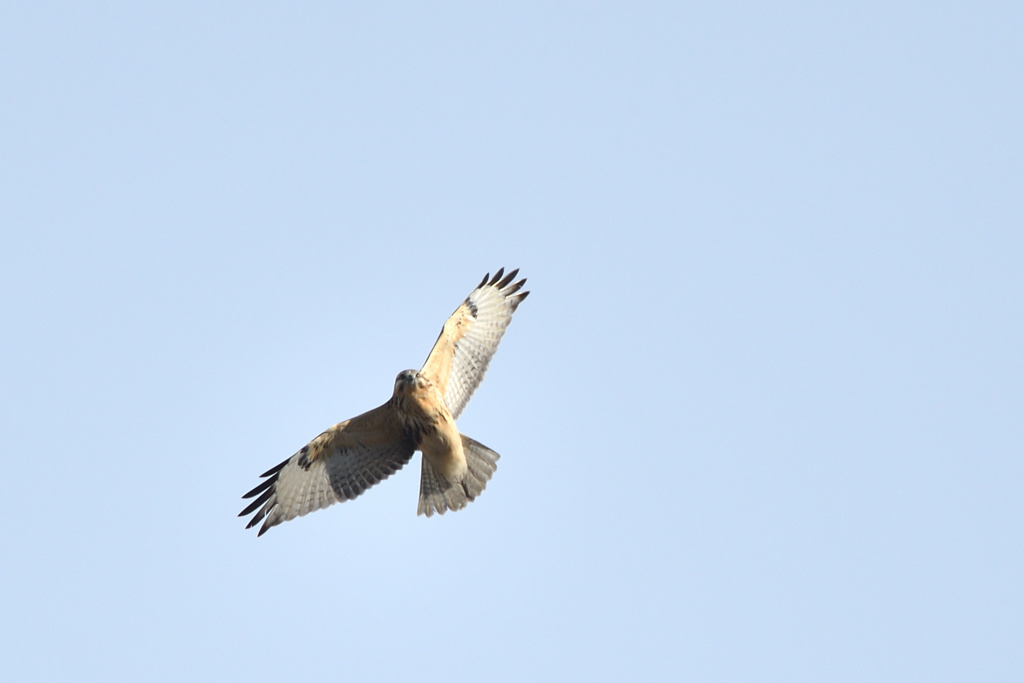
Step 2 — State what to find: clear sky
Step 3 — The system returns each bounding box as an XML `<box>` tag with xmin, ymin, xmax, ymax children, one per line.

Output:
<box><xmin>2</xmin><ymin>3</ymin><xmax>1021</xmax><ymax>681</ymax></box>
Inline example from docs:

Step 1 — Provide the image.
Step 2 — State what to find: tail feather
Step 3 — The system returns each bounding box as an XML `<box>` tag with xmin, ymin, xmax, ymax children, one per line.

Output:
<box><xmin>417</xmin><ymin>435</ymin><xmax>500</xmax><ymax>517</ymax></box>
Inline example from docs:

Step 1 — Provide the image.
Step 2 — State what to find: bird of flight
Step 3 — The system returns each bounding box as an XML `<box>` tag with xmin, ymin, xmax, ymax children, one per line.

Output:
<box><xmin>240</xmin><ymin>268</ymin><xmax>529</xmax><ymax>536</ymax></box>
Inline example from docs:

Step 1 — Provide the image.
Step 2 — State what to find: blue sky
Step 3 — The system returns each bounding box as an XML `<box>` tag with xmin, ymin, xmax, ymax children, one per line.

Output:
<box><xmin>2</xmin><ymin>3</ymin><xmax>1021</xmax><ymax>681</ymax></box>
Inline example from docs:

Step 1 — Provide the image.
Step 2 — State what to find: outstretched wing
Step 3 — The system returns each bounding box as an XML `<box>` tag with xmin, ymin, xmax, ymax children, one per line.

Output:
<box><xmin>420</xmin><ymin>268</ymin><xmax>529</xmax><ymax>420</ymax></box>
<box><xmin>239</xmin><ymin>403</ymin><xmax>415</xmax><ymax>535</ymax></box>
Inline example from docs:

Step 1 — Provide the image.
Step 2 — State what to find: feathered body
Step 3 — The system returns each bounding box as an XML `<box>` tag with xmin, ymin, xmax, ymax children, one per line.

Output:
<box><xmin>240</xmin><ymin>268</ymin><xmax>528</xmax><ymax>535</ymax></box>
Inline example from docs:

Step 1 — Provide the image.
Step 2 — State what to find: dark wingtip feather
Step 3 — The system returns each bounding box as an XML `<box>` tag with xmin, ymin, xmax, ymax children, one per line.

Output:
<box><xmin>502</xmin><ymin>278</ymin><xmax>526</xmax><ymax>296</ymax></box>
<box><xmin>239</xmin><ymin>487</ymin><xmax>275</xmax><ymax>517</ymax></box>
<box><xmin>496</xmin><ymin>268</ymin><xmax>518</xmax><ymax>289</ymax></box>
<box><xmin>259</xmin><ymin>459</ymin><xmax>289</xmax><ymax>479</ymax></box>
<box><xmin>241</xmin><ymin>456</ymin><xmax>288</xmax><ymax>532</ymax></box>
<box><xmin>241</xmin><ymin>476</ymin><xmax>275</xmax><ymax>500</ymax></box>
<box><xmin>245</xmin><ymin>507</ymin><xmax>267</xmax><ymax>529</ymax></box>
<box><xmin>509</xmin><ymin>289</ymin><xmax>529</xmax><ymax>312</ymax></box>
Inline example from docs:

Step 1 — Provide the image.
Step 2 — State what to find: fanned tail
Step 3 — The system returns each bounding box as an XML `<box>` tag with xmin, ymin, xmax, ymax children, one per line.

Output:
<box><xmin>417</xmin><ymin>435</ymin><xmax>500</xmax><ymax>517</ymax></box>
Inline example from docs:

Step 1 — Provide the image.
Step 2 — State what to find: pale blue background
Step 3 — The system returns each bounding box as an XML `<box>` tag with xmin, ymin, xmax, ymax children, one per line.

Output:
<box><xmin>2</xmin><ymin>3</ymin><xmax>1021</xmax><ymax>681</ymax></box>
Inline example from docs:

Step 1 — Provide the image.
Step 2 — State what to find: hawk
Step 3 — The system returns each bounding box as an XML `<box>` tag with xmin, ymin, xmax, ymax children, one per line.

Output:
<box><xmin>239</xmin><ymin>268</ymin><xmax>529</xmax><ymax>535</ymax></box>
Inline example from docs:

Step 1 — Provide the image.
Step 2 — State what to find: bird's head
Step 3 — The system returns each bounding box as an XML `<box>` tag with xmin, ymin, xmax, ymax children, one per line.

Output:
<box><xmin>394</xmin><ymin>369</ymin><xmax>426</xmax><ymax>395</ymax></box>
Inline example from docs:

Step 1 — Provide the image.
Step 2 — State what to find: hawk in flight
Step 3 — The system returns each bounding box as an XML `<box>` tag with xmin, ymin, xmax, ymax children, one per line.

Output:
<box><xmin>240</xmin><ymin>268</ymin><xmax>529</xmax><ymax>535</ymax></box>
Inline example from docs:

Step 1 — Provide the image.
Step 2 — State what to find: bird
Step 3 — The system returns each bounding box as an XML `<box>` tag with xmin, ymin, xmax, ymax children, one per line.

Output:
<box><xmin>239</xmin><ymin>268</ymin><xmax>529</xmax><ymax>536</ymax></box>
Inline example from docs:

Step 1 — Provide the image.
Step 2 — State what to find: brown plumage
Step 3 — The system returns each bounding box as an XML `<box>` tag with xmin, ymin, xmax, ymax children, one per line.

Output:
<box><xmin>240</xmin><ymin>268</ymin><xmax>528</xmax><ymax>535</ymax></box>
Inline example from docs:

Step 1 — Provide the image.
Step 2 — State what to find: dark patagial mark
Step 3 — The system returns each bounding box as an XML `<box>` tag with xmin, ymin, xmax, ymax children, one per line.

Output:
<box><xmin>297</xmin><ymin>444</ymin><xmax>312</xmax><ymax>470</ymax></box>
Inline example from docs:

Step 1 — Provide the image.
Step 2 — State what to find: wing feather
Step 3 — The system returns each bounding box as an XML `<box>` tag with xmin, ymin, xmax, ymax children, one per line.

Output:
<box><xmin>420</xmin><ymin>268</ymin><xmax>529</xmax><ymax>419</ymax></box>
<box><xmin>239</xmin><ymin>403</ymin><xmax>415</xmax><ymax>535</ymax></box>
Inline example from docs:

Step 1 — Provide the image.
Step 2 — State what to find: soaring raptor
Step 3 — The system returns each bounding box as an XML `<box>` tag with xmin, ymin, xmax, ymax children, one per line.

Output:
<box><xmin>240</xmin><ymin>268</ymin><xmax>528</xmax><ymax>535</ymax></box>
